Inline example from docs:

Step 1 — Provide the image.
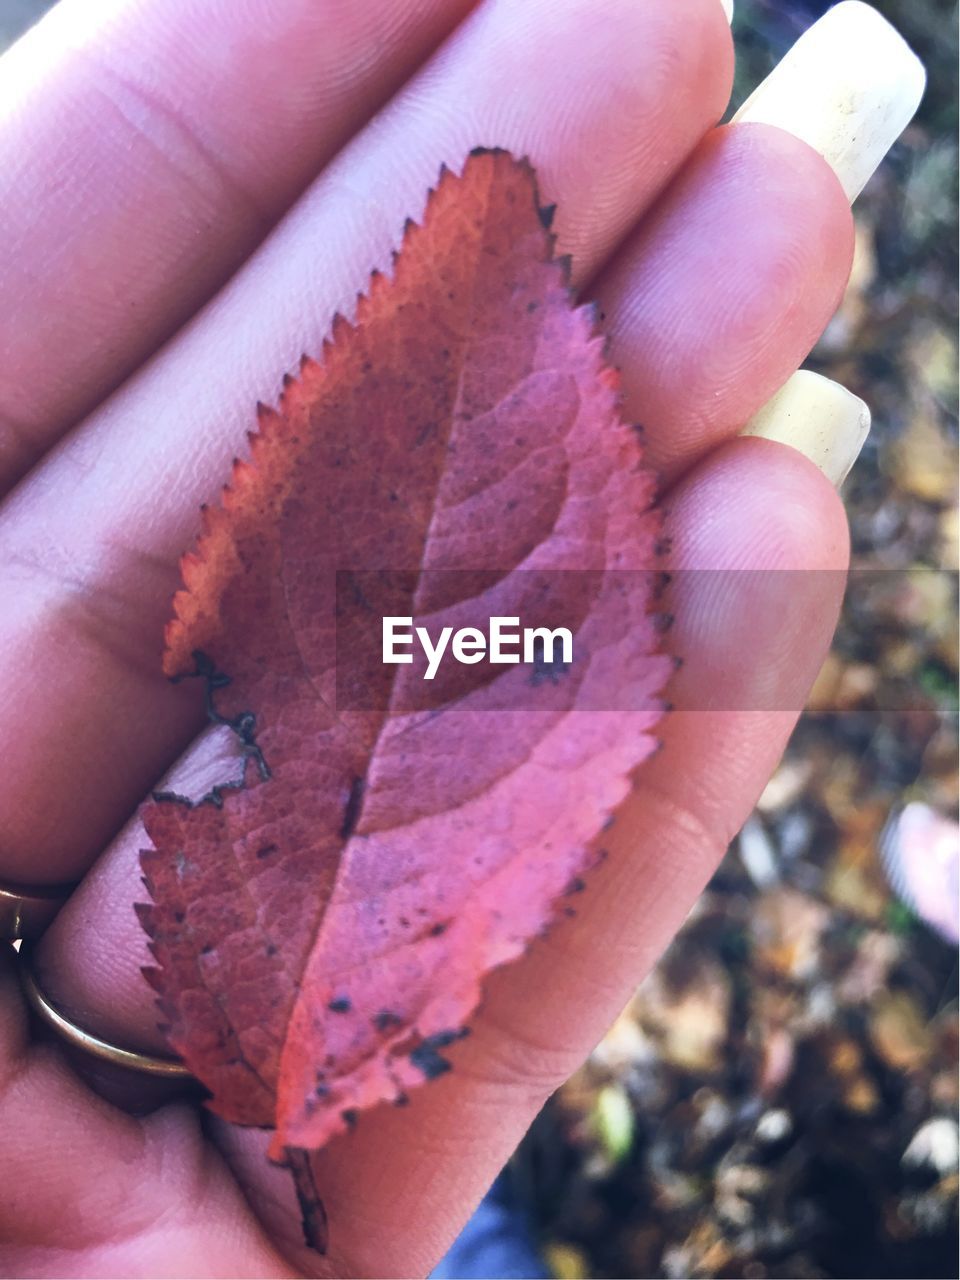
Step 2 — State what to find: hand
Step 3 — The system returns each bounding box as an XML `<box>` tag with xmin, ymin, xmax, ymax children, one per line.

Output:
<box><xmin>0</xmin><ymin>1</ymin><xmax>920</xmax><ymax>1275</ymax></box>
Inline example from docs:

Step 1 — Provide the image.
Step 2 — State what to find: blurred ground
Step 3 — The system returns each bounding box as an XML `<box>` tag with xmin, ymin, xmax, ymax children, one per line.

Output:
<box><xmin>2</xmin><ymin>2</ymin><xmax>957</xmax><ymax>1277</ymax></box>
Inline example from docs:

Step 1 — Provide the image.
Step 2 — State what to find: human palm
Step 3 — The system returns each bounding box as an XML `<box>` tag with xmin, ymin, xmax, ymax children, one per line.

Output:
<box><xmin>0</xmin><ymin>0</ymin><xmax>874</xmax><ymax>1274</ymax></box>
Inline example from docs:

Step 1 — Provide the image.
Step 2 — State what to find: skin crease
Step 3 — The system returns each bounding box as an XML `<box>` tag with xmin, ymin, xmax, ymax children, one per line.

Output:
<box><xmin>0</xmin><ymin>0</ymin><xmax>856</xmax><ymax>1276</ymax></box>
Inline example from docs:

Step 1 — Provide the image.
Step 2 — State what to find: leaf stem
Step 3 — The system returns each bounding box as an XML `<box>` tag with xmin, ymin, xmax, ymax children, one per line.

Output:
<box><xmin>285</xmin><ymin>1147</ymin><xmax>328</xmax><ymax>1254</ymax></box>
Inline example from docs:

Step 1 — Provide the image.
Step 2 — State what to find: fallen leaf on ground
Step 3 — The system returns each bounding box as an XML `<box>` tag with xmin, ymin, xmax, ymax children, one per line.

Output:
<box><xmin>635</xmin><ymin>953</ymin><xmax>731</xmax><ymax>1073</ymax></box>
<box><xmin>869</xmin><ymin>990</ymin><xmax>935</xmax><ymax>1073</ymax></box>
<box><xmin>751</xmin><ymin>886</ymin><xmax>830</xmax><ymax>982</ymax></box>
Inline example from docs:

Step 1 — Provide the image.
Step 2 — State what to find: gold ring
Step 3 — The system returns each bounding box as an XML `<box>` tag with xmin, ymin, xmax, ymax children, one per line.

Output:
<box><xmin>17</xmin><ymin>947</ymin><xmax>191</xmax><ymax>1080</ymax></box>
<box><xmin>0</xmin><ymin>877</ymin><xmax>74</xmax><ymax>941</ymax></box>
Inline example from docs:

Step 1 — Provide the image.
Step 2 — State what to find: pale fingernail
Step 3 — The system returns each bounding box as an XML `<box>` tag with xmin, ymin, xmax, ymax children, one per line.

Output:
<box><xmin>720</xmin><ymin>0</ymin><xmax>734</xmax><ymax>23</ymax></box>
<box><xmin>732</xmin><ymin>1</ymin><xmax>926</xmax><ymax>202</ymax></box>
<box><xmin>741</xmin><ymin>370</ymin><xmax>870</xmax><ymax>488</ymax></box>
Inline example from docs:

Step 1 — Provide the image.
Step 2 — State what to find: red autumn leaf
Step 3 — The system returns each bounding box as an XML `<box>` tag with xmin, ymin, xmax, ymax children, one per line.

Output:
<box><xmin>138</xmin><ymin>149</ymin><xmax>669</xmax><ymax>1192</ymax></box>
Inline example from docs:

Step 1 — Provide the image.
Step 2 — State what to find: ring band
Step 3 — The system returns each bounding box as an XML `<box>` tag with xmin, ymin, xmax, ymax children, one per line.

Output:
<box><xmin>0</xmin><ymin>877</ymin><xmax>74</xmax><ymax>941</ymax></box>
<box><xmin>17</xmin><ymin>946</ymin><xmax>191</xmax><ymax>1080</ymax></box>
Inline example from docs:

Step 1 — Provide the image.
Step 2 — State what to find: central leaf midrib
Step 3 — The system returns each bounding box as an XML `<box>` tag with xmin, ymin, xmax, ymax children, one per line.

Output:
<box><xmin>345</xmin><ymin>165</ymin><xmax>497</xmax><ymax>840</ymax></box>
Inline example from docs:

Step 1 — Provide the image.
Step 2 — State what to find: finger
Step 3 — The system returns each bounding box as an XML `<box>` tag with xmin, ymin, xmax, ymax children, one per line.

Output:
<box><xmin>0</xmin><ymin>0</ymin><xmax>734</xmax><ymax>884</ymax></box>
<box><xmin>0</xmin><ymin>950</ymin><xmax>299</xmax><ymax>1277</ymax></box>
<box><xmin>0</xmin><ymin>0</ymin><xmax>480</xmax><ymax>493</ymax></box>
<box><xmin>593</xmin><ymin>121</ymin><xmax>853</xmax><ymax>481</ymax></box>
<box><xmin>36</xmin><ymin>438</ymin><xmax>849</xmax><ymax>1276</ymax></box>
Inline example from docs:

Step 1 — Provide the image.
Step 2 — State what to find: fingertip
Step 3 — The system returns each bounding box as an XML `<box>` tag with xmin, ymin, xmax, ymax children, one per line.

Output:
<box><xmin>700</xmin><ymin>122</ymin><xmax>856</xmax><ymax>409</ymax></box>
<box><xmin>723</xmin><ymin>117</ymin><xmax>856</xmax><ymax>260</ymax></box>
<box><xmin>600</xmin><ymin>123</ymin><xmax>855</xmax><ymax>474</ymax></box>
<box><xmin>659</xmin><ymin>437</ymin><xmax>850</xmax><ymax>723</ymax></box>
<box><xmin>668</xmin><ymin>434</ymin><xmax>851</xmax><ymax>573</ymax></box>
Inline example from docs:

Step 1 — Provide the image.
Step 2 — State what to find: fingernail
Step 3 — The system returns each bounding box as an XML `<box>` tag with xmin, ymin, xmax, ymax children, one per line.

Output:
<box><xmin>732</xmin><ymin>1</ymin><xmax>926</xmax><ymax>202</ymax></box>
<box><xmin>741</xmin><ymin>370</ymin><xmax>870</xmax><ymax>488</ymax></box>
<box><xmin>720</xmin><ymin>0</ymin><xmax>734</xmax><ymax>23</ymax></box>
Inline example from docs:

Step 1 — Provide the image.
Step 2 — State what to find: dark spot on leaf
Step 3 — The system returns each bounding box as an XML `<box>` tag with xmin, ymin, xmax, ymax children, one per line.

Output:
<box><xmin>528</xmin><ymin>632</ymin><xmax>572</xmax><ymax>687</ymax></box>
<box><xmin>409</xmin><ymin>1044</ymin><xmax>450</xmax><ymax>1080</ymax></box>
<box><xmin>409</xmin><ymin>1029</ymin><xmax>470</xmax><ymax>1080</ymax></box>
<box><xmin>373</xmin><ymin>1010</ymin><xmax>404</xmax><ymax>1033</ymax></box>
